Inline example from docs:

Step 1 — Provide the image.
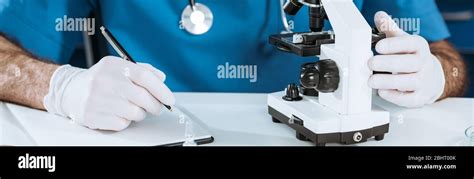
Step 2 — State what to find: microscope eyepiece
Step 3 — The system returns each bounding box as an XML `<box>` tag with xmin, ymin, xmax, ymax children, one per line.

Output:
<box><xmin>284</xmin><ymin>0</ymin><xmax>303</xmax><ymax>15</ymax></box>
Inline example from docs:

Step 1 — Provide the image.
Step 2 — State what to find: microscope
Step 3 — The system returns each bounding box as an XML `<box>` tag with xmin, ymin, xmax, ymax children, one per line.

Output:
<box><xmin>268</xmin><ymin>0</ymin><xmax>389</xmax><ymax>146</ymax></box>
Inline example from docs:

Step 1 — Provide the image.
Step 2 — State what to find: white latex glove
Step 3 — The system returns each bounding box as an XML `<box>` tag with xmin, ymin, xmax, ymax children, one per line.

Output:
<box><xmin>368</xmin><ymin>11</ymin><xmax>445</xmax><ymax>108</ymax></box>
<box><xmin>44</xmin><ymin>56</ymin><xmax>175</xmax><ymax>131</ymax></box>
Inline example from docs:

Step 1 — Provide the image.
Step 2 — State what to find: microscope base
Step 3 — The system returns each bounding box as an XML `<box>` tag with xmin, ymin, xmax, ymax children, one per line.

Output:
<box><xmin>267</xmin><ymin>91</ymin><xmax>389</xmax><ymax>146</ymax></box>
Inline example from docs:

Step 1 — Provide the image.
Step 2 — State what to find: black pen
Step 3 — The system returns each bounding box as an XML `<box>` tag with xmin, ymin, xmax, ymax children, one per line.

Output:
<box><xmin>100</xmin><ymin>26</ymin><xmax>173</xmax><ymax>112</ymax></box>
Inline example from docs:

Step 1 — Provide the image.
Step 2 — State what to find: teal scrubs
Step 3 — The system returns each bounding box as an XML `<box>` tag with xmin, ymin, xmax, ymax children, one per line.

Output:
<box><xmin>0</xmin><ymin>0</ymin><xmax>450</xmax><ymax>92</ymax></box>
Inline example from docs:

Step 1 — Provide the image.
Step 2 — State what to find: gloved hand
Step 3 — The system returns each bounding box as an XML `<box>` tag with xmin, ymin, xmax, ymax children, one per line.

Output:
<box><xmin>44</xmin><ymin>56</ymin><xmax>175</xmax><ymax>131</ymax></box>
<box><xmin>368</xmin><ymin>11</ymin><xmax>445</xmax><ymax>108</ymax></box>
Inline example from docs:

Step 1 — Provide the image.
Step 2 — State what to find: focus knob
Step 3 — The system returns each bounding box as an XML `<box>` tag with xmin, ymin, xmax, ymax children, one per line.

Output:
<box><xmin>300</xmin><ymin>63</ymin><xmax>319</xmax><ymax>96</ymax></box>
<box><xmin>300</xmin><ymin>66</ymin><xmax>319</xmax><ymax>89</ymax></box>
<box><xmin>300</xmin><ymin>60</ymin><xmax>339</xmax><ymax>93</ymax></box>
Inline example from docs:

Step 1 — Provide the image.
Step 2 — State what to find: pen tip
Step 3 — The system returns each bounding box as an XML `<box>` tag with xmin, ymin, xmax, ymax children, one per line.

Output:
<box><xmin>164</xmin><ymin>104</ymin><xmax>172</xmax><ymax>111</ymax></box>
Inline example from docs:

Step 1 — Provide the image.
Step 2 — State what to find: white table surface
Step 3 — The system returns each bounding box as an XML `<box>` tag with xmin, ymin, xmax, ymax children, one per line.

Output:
<box><xmin>1</xmin><ymin>92</ymin><xmax>473</xmax><ymax>146</ymax></box>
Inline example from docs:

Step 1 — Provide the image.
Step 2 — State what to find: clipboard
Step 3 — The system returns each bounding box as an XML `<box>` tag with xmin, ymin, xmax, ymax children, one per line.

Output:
<box><xmin>4</xmin><ymin>103</ymin><xmax>214</xmax><ymax>146</ymax></box>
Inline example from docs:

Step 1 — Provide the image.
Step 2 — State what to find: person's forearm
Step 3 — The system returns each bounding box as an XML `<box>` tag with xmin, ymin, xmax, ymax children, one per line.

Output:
<box><xmin>0</xmin><ymin>35</ymin><xmax>58</xmax><ymax>110</ymax></box>
<box><xmin>430</xmin><ymin>40</ymin><xmax>467</xmax><ymax>100</ymax></box>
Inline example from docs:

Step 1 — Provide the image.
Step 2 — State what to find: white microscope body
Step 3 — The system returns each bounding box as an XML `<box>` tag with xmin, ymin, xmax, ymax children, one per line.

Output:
<box><xmin>268</xmin><ymin>0</ymin><xmax>390</xmax><ymax>146</ymax></box>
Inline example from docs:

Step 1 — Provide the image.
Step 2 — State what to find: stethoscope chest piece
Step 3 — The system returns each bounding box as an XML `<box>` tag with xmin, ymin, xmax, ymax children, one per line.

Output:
<box><xmin>181</xmin><ymin>3</ymin><xmax>213</xmax><ymax>35</ymax></box>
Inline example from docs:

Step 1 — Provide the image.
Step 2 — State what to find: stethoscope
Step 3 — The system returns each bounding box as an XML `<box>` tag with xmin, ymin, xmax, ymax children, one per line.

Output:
<box><xmin>181</xmin><ymin>0</ymin><xmax>292</xmax><ymax>35</ymax></box>
<box><xmin>181</xmin><ymin>0</ymin><xmax>214</xmax><ymax>35</ymax></box>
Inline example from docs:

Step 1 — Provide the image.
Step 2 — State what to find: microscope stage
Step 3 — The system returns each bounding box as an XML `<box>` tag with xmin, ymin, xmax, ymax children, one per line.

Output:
<box><xmin>269</xmin><ymin>33</ymin><xmax>334</xmax><ymax>57</ymax></box>
<box><xmin>267</xmin><ymin>91</ymin><xmax>389</xmax><ymax>146</ymax></box>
